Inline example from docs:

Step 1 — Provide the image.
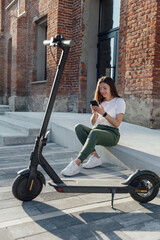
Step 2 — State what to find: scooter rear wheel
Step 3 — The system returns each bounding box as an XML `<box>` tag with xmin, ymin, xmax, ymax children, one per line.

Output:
<box><xmin>12</xmin><ymin>174</ymin><xmax>43</xmax><ymax>201</ymax></box>
<box><xmin>130</xmin><ymin>174</ymin><xmax>159</xmax><ymax>203</ymax></box>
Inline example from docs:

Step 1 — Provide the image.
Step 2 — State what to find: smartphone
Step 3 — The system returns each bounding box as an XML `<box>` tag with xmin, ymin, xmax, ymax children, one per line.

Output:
<box><xmin>90</xmin><ymin>100</ymin><xmax>99</xmax><ymax>107</ymax></box>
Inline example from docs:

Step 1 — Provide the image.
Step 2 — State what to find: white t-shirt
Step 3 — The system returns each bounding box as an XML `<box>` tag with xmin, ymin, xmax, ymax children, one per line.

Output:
<box><xmin>96</xmin><ymin>98</ymin><xmax>126</xmax><ymax>127</ymax></box>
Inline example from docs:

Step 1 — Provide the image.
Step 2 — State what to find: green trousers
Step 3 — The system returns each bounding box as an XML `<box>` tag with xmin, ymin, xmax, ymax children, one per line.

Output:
<box><xmin>75</xmin><ymin>124</ymin><xmax>120</xmax><ymax>162</ymax></box>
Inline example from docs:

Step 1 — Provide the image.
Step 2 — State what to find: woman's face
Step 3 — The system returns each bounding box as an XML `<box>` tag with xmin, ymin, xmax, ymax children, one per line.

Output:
<box><xmin>99</xmin><ymin>82</ymin><xmax>112</xmax><ymax>100</ymax></box>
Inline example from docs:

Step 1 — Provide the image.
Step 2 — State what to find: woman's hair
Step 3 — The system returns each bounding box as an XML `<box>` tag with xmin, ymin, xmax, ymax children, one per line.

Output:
<box><xmin>94</xmin><ymin>76</ymin><xmax>120</xmax><ymax>103</ymax></box>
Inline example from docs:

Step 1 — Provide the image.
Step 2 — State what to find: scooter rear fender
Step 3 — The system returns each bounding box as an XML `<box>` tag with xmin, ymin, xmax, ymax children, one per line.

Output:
<box><xmin>122</xmin><ymin>170</ymin><xmax>160</xmax><ymax>185</ymax></box>
<box><xmin>17</xmin><ymin>168</ymin><xmax>46</xmax><ymax>185</ymax></box>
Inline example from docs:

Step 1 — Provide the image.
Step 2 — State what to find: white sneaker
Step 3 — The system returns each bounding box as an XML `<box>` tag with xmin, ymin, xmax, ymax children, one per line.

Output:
<box><xmin>82</xmin><ymin>155</ymin><xmax>102</xmax><ymax>169</ymax></box>
<box><xmin>61</xmin><ymin>161</ymin><xmax>80</xmax><ymax>176</ymax></box>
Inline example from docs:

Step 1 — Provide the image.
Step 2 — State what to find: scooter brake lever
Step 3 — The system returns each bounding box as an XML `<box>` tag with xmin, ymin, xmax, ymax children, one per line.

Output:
<box><xmin>45</xmin><ymin>131</ymin><xmax>50</xmax><ymax>139</ymax></box>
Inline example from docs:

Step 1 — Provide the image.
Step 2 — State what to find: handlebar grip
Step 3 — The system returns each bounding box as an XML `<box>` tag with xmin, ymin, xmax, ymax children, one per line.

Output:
<box><xmin>43</xmin><ymin>40</ymin><xmax>52</xmax><ymax>46</ymax></box>
<box><xmin>61</xmin><ymin>40</ymin><xmax>74</xmax><ymax>48</ymax></box>
<box><xmin>43</xmin><ymin>38</ymin><xmax>74</xmax><ymax>48</ymax></box>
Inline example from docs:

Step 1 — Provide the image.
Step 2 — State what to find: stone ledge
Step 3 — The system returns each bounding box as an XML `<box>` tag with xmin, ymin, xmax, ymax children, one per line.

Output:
<box><xmin>49</xmin><ymin>112</ymin><xmax>160</xmax><ymax>175</ymax></box>
<box><xmin>1</xmin><ymin>112</ymin><xmax>160</xmax><ymax>175</ymax></box>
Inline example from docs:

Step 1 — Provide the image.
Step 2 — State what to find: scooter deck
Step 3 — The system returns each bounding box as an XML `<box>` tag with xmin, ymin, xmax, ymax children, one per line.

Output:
<box><xmin>49</xmin><ymin>178</ymin><xmax>134</xmax><ymax>194</ymax></box>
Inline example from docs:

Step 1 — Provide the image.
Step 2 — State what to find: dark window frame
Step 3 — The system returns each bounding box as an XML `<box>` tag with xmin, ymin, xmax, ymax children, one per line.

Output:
<box><xmin>97</xmin><ymin>0</ymin><xmax>120</xmax><ymax>85</ymax></box>
<box><xmin>35</xmin><ymin>17</ymin><xmax>47</xmax><ymax>82</ymax></box>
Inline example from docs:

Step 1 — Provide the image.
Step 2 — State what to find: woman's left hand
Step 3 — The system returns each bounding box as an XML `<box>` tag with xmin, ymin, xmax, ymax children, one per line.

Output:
<box><xmin>92</xmin><ymin>105</ymin><xmax>105</xmax><ymax>116</ymax></box>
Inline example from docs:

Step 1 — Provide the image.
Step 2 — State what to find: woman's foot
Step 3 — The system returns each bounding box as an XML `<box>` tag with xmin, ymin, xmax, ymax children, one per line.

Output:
<box><xmin>61</xmin><ymin>161</ymin><xmax>80</xmax><ymax>176</ymax></box>
<box><xmin>82</xmin><ymin>155</ymin><xmax>102</xmax><ymax>169</ymax></box>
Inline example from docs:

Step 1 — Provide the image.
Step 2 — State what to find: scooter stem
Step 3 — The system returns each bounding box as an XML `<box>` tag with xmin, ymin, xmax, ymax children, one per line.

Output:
<box><xmin>39</xmin><ymin>45</ymin><xmax>70</xmax><ymax>138</ymax></box>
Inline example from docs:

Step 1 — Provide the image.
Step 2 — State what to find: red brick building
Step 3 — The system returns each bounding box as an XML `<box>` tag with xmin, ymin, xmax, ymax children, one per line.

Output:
<box><xmin>0</xmin><ymin>0</ymin><xmax>160</xmax><ymax>128</ymax></box>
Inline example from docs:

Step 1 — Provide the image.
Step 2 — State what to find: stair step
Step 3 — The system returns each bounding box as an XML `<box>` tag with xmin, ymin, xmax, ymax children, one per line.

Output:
<box><xmin>5</xmin><ymin>112</ymin><xmax>45</xmax><ymax>125</ymax></box>
<box><xmin>0</xmin><ymin>105</ymin><xmax>10</xmax><ymax>115</ymax></box>
<box><xmin>0</xmin><ymin>105</ymin><xmax>10</xmax><ymax>109</ymax></box>
<box><xmin>50</xmin><ymin>112</ymin><xmax>160</xmax><ymax>176</ymax></box>
<box><xmin>0</xmin><ymin>116</ymin><xmax>40</xmax><ymax>135</ymax></box>
<box><xmin>0</xmin><ymin>113</ymin><xmax>48</xmax><ymax>146</ymax></box>
<box><xmin>0</xmin><ymin>135</ymin><xmax>37</xmax><ymax>146</ymax></box>
<box><xmin>1</xmin><ymin>112</ymin><xmax>159</xmax><ymax>178</ymax></box>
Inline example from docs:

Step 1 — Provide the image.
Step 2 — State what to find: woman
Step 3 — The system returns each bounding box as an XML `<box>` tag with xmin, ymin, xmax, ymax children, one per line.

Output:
<box><xmin>61</xmin><ymin>76</ymin><xmax>126</xmax><ymax>176</ymax></box>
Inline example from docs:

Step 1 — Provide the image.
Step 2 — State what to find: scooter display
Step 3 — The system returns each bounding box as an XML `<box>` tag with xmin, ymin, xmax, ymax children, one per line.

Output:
<box><xmin>12</xmin><ymin>35</ymin><xmax>160</xmax><ymax>208</ymax></box>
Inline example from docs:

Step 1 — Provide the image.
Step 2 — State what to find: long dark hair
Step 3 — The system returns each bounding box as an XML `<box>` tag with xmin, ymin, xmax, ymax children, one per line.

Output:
<box><xmin>94</xmin><ymin>76</ymin><xmax>120</xmax><ymax>104</ymax></box>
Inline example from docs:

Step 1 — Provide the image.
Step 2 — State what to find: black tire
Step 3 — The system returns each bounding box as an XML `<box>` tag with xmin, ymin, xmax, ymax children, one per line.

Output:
<box><xmin>12</xmin><ymin>174</ymin><xmax>43</xmax><ymax>201</ymax></box>
<box><xmin>130</xmin><ymin>174</ymin><xmax>159</xmax><ymax>203</ymax></box>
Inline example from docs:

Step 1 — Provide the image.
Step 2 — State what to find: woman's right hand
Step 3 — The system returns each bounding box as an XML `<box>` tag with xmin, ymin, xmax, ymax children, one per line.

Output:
<box><xmin>90</xmin><ymin>105</ymin><xmax>98</xmax><ymax>125</ymax></box>
<box><xmin>90</xmin><ymin>105</ymin><xmax>98</xmax><ymax>115</ymax></box>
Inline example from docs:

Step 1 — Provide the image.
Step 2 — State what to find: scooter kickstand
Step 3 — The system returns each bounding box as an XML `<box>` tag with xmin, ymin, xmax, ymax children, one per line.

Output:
<box><xmin>111</xmin><ymin>189</ymin><xmax>116</xmax><ymax>208</ymax></box>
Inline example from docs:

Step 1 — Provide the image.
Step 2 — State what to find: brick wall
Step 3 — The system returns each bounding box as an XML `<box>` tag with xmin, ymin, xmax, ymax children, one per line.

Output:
<box><xmin>45</xmin><ymin>0</ymin><xmax>87</xmax><ymax>113</ymax></box>
<box><xmin>47</xmin><ymin>0</ymin><xmax>74</xmax><ymax>109</ymax></box>
<box><xmin>152</xmin><ymin>0</ymin><xmax>160</xmax><ymax>128</ymax></box>
<box><xmin>71</xmin><ymin>0</ymin><xmax>87</xmax><ymax>113</ymax></box>
<box><xmin>118</xmin><ymin>0</ymin><xmax>160</xmax><ymax>128</ymax></box>
<box><xmin>117</xmin><ymin>0</ymin><xmax>127</xmax><ymax>95</ymax></box>
<box><xmin>16</xmin><ymin>17</ymin><xmax>27</xmax><ymax>96</ymax></box>
<box><xmin>23</xmin><ymin>0</ymin><xmax>86</xmax><ymax>112</ymax></box>
<box><xmin>1</xmin><ymin>0</ymin><xmax>87</xmax><ymax>111</ymax></box>
<box><xmin>26</xmin><ymin>0</ymin><xmax>48</xmax><ymax>110</ymax></box>
<box><xmin>3</xmin><ymin>1</ymin><xmax>19</xmax><ymax>103</ymax></box>
<box><xmin>1</xmin><ymin>0</ymin><xmax>160</xmax><ymax>127</ymax></box>
<box><xmin>0</xmin><ymin>0</ymin><xmax>4</xmax><ymax>103</ymax></box>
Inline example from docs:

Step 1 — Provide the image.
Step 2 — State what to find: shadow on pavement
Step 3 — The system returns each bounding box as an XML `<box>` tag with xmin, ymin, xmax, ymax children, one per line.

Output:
<box><xmin>22</xmin><ymin>199</ymin><xmax>160</xmax><ymax>240</ymax></box>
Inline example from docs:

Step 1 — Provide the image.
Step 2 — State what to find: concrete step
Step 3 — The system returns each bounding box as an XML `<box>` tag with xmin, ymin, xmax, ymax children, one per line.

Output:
<box><xmin>0</xmin><ymin>113</ymin><xmax>48</xmax><ymax>146</ymax></box>
<box><xmin>0</xmin><ymin>134</ymin><xmax>37</xmax><ymax>146</ymax></box>
<box><xmin>0</xmin><ymin>116</ymin><xmax>40</xmax><ymax>135</ymax></box>
<box><xmin>0</xmin><ymin>105</ymin><xmax>10</xmax><ymax>115</ymax></box>
<box><xmin>0</xmin><ymin>105</ymin><xmax>10</xmax><ymax>109</ymax></box>
<box><xmin>50</xmin><ymin>112</ymin><xmax>160</xmax><ymax>176</ymax></box>
<box><xmin>0</xmin><ymin>124</ymin><xmax>36</xmax><ymax>146</ymax></box>
<box><xmin>0</xmin><ymin>112</ymin><xmax>160</xmax><ymax>176</ymax></box>
<box><xmin>5</xmin><ymin>112</ymin><xmax>45</xmax><ymax>125</ymax></box>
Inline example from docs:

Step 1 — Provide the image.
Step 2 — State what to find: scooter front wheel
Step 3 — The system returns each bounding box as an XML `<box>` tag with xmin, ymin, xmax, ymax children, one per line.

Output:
<box><xmin>12</xmin><ymin>174</ymin><xmax>43</xmax><ymax>201</ymax></box>
<box><xmin>130</xmin><ymin>174</ymin><xmax>159</xmax><ymax>203</ymax></box>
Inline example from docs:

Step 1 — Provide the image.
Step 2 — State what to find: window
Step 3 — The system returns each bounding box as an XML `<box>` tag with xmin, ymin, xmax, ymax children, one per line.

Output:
<box><xmin>36</xmin><ymin>18</ymin><xmax>47</xmax><ymax>81</ymax></box>
<box><xmin>7</xmin><ymin>37</ymin><xmax>12</xmax><ymax>97</ymax></box>
<box><xmin>100</xmin><ymin>0</ymin><xmax>121</xmax><ymax>33</ymax></box>
<box><xmin>97</xmin><ymin>0</ymin><xmax>121</xmax><ymax>83</ymax></box>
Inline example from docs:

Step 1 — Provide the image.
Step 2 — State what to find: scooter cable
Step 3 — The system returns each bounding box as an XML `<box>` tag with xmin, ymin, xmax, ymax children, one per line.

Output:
<box><xmin>49</xmin><ymin>47</ymin><xmax>59</xmax><ymax>66</ymax></box>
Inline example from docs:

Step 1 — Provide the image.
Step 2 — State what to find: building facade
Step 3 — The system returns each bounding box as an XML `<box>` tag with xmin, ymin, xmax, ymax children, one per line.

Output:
<box><xmin>0</xmin><ymin>0</ymin><xmax>160</xmax><ymax>128</ymax></box>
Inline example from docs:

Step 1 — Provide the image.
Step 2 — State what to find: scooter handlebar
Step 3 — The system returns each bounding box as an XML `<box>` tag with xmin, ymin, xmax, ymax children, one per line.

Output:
<box><xmin>43</xmin><ymin>40</ymin><xmax>51</xmax><ymax>46</ymax></box>
<box><xmin>61</xmin><ymin>40</ymin><xmax>74</xmax><ymax>48</ymax></box>
<box><xmin>43</xmin><ymin>37</ymin><xmax>74</xmax><ymax>48</ymax></box>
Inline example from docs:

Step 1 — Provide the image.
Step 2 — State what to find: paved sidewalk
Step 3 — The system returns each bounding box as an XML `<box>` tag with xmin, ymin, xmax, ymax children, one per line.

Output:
<box><xmin>0</xmin><ymin>143</ymin><xmax>160</xmax><ymax>240</ymax></box>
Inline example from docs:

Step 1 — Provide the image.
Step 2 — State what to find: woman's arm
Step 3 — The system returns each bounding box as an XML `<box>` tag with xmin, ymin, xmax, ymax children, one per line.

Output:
<box><xmin>90</xmin><ymin>105</ymin><xmax>98</xmax><ymax>125</ymax></box>
<box><xmin>104</xmin><ymin>113</ymin><xmax>124</xmax><ymax>128</ymax></box>
<box><xmin>93</xmin><ymin>105</ymin><xmax>124</xmax><ymax>128</ymax></box>
<box><xmin>90</xmin><ymin>113</ymin><xmax>98</xmax><ymax>125</ymax></box>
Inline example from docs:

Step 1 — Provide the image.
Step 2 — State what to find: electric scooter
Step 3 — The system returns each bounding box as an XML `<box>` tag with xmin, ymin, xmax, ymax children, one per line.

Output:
<box><xmin>12</xmin><ymin>35</ymin><xmax>160</xmax><ymax>208</ymax></box>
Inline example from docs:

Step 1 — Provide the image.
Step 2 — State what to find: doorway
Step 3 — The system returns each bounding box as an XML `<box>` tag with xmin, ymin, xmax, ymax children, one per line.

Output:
<box><xmin>97</xmin><ymin>0</ymin><xmax>121</xmax><ymax>84</ymax></box>
<box><xmin>97</xmin><ymin>29</ymin><xmax>119</xmax><ymax>83</ymax></box>
<box><xmin>7</xmin><ymin>37</ymin><xmax>12</xmax><ymax>100</ymax></box>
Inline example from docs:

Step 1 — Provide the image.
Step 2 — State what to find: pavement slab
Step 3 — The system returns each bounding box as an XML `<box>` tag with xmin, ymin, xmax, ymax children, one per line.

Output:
<box><xmin>0</xmin><ymin>143</ymin><xmax>160</xmax><ymax>240</ymax></box>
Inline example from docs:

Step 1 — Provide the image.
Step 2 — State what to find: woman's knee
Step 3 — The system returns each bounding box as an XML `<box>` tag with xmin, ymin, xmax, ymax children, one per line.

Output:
<box><xmin>74</xmin><ymin>123</ymin><xmax>84</xmax><ymax>133</ymax></box>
